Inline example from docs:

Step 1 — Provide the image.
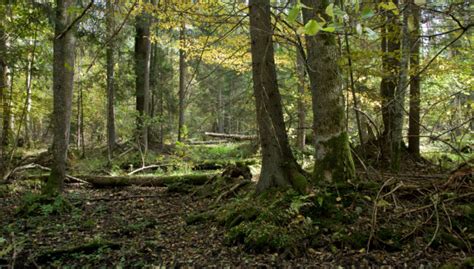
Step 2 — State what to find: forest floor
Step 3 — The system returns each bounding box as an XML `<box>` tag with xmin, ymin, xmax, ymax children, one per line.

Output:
<box><xmin>0</xmin><ymin>143</ymin><xmax>473</xmax><ymax>267</ymax></box>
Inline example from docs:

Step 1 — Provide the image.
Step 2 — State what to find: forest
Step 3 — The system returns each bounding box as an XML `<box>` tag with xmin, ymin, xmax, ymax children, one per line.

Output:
<box><xmin>0</xmin><ymin>0</ymin><xmax>472</xmax><ymax>267</ymax></box>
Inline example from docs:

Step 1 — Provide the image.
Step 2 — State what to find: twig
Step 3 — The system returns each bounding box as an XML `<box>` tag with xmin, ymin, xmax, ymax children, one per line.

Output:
<box><xmin>398</xmin><ymin>192</ymin><xmax>474</xmax><ymax>216</ymax></box>
<box><xmin>85</xmin><ymin>0</ymin><xmax>138</xmax><ymax>72</ymax></box>
<box><xmin>128</xmin><ymin>165</ymin><xmax>162</xmax><ymax>175</ymax></box>
<box><xmin>55</xmin><ymin>0</ymin><xmax>95</xmax><ymax>39</ymax></box>
<box><xmin>214</xmin><ymin>180</ymin><xmax>250</xmax><ymax>205</ymax></box>
<box><xmin>381</xmin><ymin>181</ymin><xmax>404</xmax><ymax>198</ymax></box>
<box><xmin>425</xmin><ymin>195</ymin><xmax>440</xmax><ymax>250</ymax></box>
<box><xmin>367</xmin><ymin>177</ymin><xmax>394</xmax><ymax>252</ymax></box>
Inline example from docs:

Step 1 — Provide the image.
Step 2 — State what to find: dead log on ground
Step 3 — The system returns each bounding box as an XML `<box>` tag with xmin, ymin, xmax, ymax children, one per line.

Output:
<box><xmin>204</xmin><ymin>132</ymin><xmax>257</xmax><ymax>141</ymax></box>
<box><xmin>80</xmin><ymin>173</ymin><xmax>218</xmax><ymax>187</ymax></box>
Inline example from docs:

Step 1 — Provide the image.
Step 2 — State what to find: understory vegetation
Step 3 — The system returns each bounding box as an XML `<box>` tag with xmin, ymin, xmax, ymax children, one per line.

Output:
<box><xmin>1</xmin><ymin>0</ymin><xmax>473</xmax><ymax>267</ymax></box>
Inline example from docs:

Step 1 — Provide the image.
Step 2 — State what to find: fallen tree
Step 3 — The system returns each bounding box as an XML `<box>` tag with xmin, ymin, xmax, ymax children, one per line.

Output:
<box><xmin>19</xmin><ymin>172</ymin><xmax>219</xmax><ymax>187</ymax></box>
<box><xmin>81</xmin><ymin>173</ymin><xmax>217</xmax><ymax>187</ymax></box>
<box><xmin>204</xmin><ymin>132</ymin><xmax>257</xmax><ymax>141</ymax></box>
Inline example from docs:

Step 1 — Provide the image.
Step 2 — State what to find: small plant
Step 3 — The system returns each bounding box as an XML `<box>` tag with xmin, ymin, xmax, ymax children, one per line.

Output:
<box><xmin>16</xmin><ymin>192</ymin><xmax>73</xmax><ymax>216</ymax></box>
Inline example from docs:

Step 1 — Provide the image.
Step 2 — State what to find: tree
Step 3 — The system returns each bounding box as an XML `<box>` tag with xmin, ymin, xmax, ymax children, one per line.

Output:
<box><xmin>106</xmin><ymin>0</ymin><xmax>116</xmax><ymax>162</ymax></box>
<box><xmin>302</xmin><ymin>0</ymin><xmax>355</xmax><ymax>183</ymax></box>
<box><xmin>391</xmin><ymin>0</ymin><xmax>411</xmax><ymax>170</ymax></box>
<box><xmin>380</xmin><ymin>0</ymin><xmax>401</xmax><ymax>166</ymax></box>
<box><xmin>296</xmin><ymin>49</ymin><xmax>306</xmax><ymax>150</ymax></box>
<box><xmin>249</xmin><ymin>0</ymin><xmax>307</xmax><ymax>193</ymax></box>
<box><xmin>0</xmin><ymin>25</ymin><xmax>10</xmax><ymax>149</ymax></box>
<box><xmin>408</xmin><ymin>0</ymin><xmax>421</xmax><ymax>157</ymax></box>
<box><xmin>135</xmin><ymin>2</ymin><xmax>151</xmax><ymax>152</ymax></box>
<box><xmin>43</xmin><ymin>0</ymin><xmax>76</xmax><ymax>195</ymax></box>
<box><xmin>177</xmin><ymin>23</ymin><xmax>186</xmax><ymax>142</ymax></box>
<box><xmin>0</xmin><ymin>23</ymin><xmax>9</xmax><ymax>176</ymax></box>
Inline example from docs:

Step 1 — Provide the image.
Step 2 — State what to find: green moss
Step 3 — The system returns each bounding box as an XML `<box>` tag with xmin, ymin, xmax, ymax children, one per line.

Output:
<box><xmin>185</xmin><ymin>212</ymin><xmax>214</xmax><ymax>225</ymax></box>
<box><xmin>462</xmin><ymin>257</ymin><xmax>474</xmax><ymax>268</ymax></box>
<box><xmin>290</xmin><ymin>168</ymin><xmax>308</xmax><ymax>194</ymax></box>
<box><xmin>313</xmin><ymin>132</ymin><xmax>355</xmax><ymax>184</ymax></box>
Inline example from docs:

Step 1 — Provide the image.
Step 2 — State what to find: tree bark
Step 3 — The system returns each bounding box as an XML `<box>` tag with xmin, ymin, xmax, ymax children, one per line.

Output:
<box><xmin>380</xmin><ymin>0</ymin><xmax>401</xmax><ymax>161</ymax></box>
<box><xmin>296</xmin><ymin>49</ymin><xmax>306</xmax><ymax>150</ymax></box>
<box><xmin>0</xmin><ymin>26</ymin><xmax>9</xmax><ymax>176</ymax></box>
<box><xmin>135</xmin><ymin>5</ymin><xmax>151</xmax><ymax>152</ymax></box>
<box><xmin>391</xmin><ymin>1</ymin><xmax>411</xmax><ymax>171</ymax></box>
<box><xmin>24</xmin><ymin>37</ymin><xmax>36</xmax><ymax>148</ymax></box>
<box><xmin>43</xmin><ymin>0</ymin><xmax>76</xmax><ymax>196</ymax></box>
<box><xmin>408</xmin><ymin>0</ymin><xmax>421</xmax><ymax>157</ymax></box>
<box><xmin>302</xmin><ymin>0</ymin><xmax>355</xmax><ymax>183</ymax></box>
<box><xmin>249</xmin><ymin>0</ymin><xmax>307</xmax><ymax>193</ymax></box>
<box><xmin>0</xmin><ymin>26</ymin><xmax>10</xmax><ymax>149</ymax></box>
<box><xmin>178</xmin><ymin>24</ymin><xmax>186</xmax><ymax>142</ymax></box>
<box><xmin>106</xmin><ymin>0</ymin><xmax>116</xmax><ymax>162</ymax></box>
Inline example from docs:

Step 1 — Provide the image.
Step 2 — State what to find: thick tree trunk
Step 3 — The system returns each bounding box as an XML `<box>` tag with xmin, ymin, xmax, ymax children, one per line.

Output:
<box><xmin>106</xmin><ymin>0</ymin><xmax>116</xmax><ymax>162</ymax></box>
<box><xmin>135</xmin><ymin>7</ymin><xmax>151</xmax><ymax>152</ymax></box>
<box><xmin>43</xmin><ymin>0</ymin><xmax>76</xmax><ymax>196</ymax></box>
<box><xmin>296</xmin><ymin>49</ymin><xmax>306</xmax><ymax>150</ymax></box>
<box><xmin>392</xmin><ymin>1</ymin><xmax>411</xmax><ymax>171</ymax></box>
<box><xmin>380</xmin><ymin>0</ymin><xmax>401</xmax><ymax>161</ymax></box>
<box><xmin>408</xmin><ymin>0</ymin><xmax>421</xmax><ymax>157</ymax></box>
<box><xmin>178</xmin><ymin>25</ymin><xmax>186</xmax><ymax>142</ymax></box>
<box><xmin>249</xmin><ymin>0</ymin><xmax>307</xmax><ymax>193</ymax></box>
<box><xmin>302</xmin><ymin>0</ymin><xmax>355</xmax><ymax>183</ymax></box>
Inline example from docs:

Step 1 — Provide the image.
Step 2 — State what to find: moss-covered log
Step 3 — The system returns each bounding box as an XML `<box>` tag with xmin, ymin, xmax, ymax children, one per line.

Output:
<box><xmin>19</xmin><ymin>173</ymin><xmax>219</xmax><ymax>187</ymax></box>
<box><xmin>80</xmin><ymin>173</ymin><xmax>218</xmax><ymax>187</ymax></box>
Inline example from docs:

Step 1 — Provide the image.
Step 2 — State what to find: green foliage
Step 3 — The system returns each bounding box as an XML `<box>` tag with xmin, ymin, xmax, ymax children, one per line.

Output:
<box><xmin>17</xmin><ymin>192</ymin><xmax>72</xmax><ymax>216</ymax></box>
<box><xmin>216</xmin><ymin>189</ymin><xmax>321</xmax><ymax>252</ymax></box>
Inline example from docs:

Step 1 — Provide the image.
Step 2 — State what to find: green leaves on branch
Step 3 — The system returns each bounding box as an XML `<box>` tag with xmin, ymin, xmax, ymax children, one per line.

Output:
<box><xmin>379</xmin><ymin>1</ymin><xmax>399</xmax><ymax>15</ymax></box>
<box><xmin>287</xmin><ymin>2</ymin><xmax>339</xmax><ymax>35</ymax></box>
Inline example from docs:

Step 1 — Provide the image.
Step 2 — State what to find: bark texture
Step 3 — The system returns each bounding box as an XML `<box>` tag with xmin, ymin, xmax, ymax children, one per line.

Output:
<box><xmin>0</xmin><ymin>26</ymin><xmax>9</xmax><ymax>176</ymax></box>
<box><xmin>302</xmin><ymin>0</ymin><xmax>355</xmax><ymax>183</ymax></box>
<box><xmin>178</xmin><ymin>25</ymin><xmax>186</xmax><ymax>142</ymax></box>
<box><xmin>249</xmin><ymin>0</ymin><xmax>307</xmax><ymax>193</ymax></box>
<box><xmin>296</xmin><ymin>49</ymin><xmax>306</xmax><ymax>150</ymax></box>
<box><xmin>380</xmin><ymin>0</ymin><xmax>401</xmax><ymax>162</ymax></box>
<box><xmin>0</xmin><ymin>27</ymin><xmax>10</xmax><ymax>149</ymax></box>
<box><xmin>44</xmin><ymin>0</ymin><xmax>76</xmax><ymax>195</ymax></box>
<box><xmin>106</xmin><ymin>0</ymin><xmax>116</xmax><ymax>161</ymax></box>
<box><xmin>391</xmin><ymin>1</ymin><xmax>411</xmax><ymax>170</ymax></box>
<box><xmin>135</xmin><ymin>6</ymin><xmax>151</xmax><ymax>152</ymax></box>
<box><xmin>408</xmin><ymin>0</ymin><xmax>421</xmax><ymax>157</ymax></box>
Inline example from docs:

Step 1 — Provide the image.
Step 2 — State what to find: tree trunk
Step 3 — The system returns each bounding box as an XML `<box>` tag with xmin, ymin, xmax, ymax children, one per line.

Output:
<box><xmin>302</xmin><ymin>0</ymin><xmax>355</xmax><ymax>183</ymax></box>
<box><xmin>178</xmin><ymin>24</ymin><xmax>186</xmax><ymax>142</ymax></box>
<box><xmin>249</xmin><ymin>0</ymin><xmax>307</xmax><ymax>193</ymax></box>
<box><xmin>106</xmin><ymin>0</ymin><xmax>116</xmax><ymax>162</ymax></box>
<box><xmin>380</xmin><ymin>0</ymin><xmax>401</xmax><ymax>161</ymax></box>
<box><xmin>135</xmin><ymin>6</ymin><xmax>151</xmax><ymax>152</ymax></box>
<box><xmin>43</xmin><ymin>0</ymin><xmax>76</xmax><ymax>196</ymax></box>
<box><xmin>0</xmin><ymin>26</ymin><xmax>10</xmax><ymax>148</ymax></box>
<box><xmin>296</xmin><ymin>49</ymin><xmax>306</xmax><ymax>150</ymax></box>
<box><xmin>392</xmin><ymin>1</ymin><xmax>411</xmax><ymax>171</ymax></box>
<box><xmin>24</xmin><ymin>38</ymin><xmax>36</xmax><ymax>148</ymax></box>
<box><xmin>408</xmin><ymin>0</ymin><xmax>421</xmax><ymax>157</ymax></box>
<box><xmin>0</xmin><ymin>26</ymin><xmax>9</xmax><ymax>176</ymax></box>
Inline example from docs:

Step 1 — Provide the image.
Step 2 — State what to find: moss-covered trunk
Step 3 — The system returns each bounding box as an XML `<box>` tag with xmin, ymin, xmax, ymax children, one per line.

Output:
<box><xmin>249</xmin><ymin>0</ymin><xmax>307</xmax><ymax>193</ymax></box>
<box><xmin>302</xmin><ymin>0</ymin><xmax>355</xmax><ymax>183</ymax></box>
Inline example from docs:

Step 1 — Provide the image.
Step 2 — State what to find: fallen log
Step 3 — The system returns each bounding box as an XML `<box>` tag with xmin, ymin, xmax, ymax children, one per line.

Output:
<box><xmin>78</xmin><ymin>173</ymin><xmax>218</xmax><ymax>187</ymax></box>
<box><xmin>18</xmin><ymin>172</ymin><xmax>219</xmax><ymax>187</ymax></box>
<box><xmin>187</xmin><ymin>140</ymin><xmax>228</xmax><ymax>145</ymax></box>
<box><xmin>204</xmin><ymin>132</ymin><xmax>257</xmax><ymax>141</ymax></box>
